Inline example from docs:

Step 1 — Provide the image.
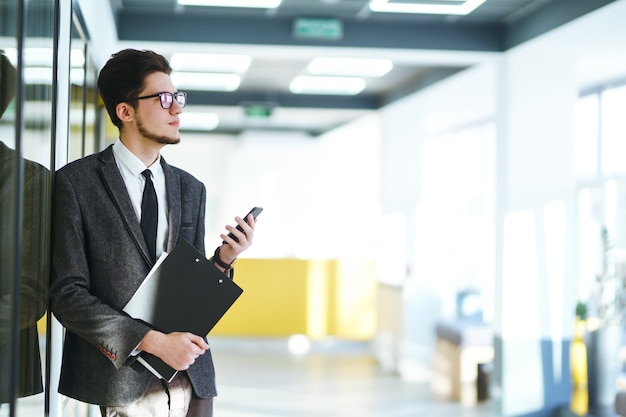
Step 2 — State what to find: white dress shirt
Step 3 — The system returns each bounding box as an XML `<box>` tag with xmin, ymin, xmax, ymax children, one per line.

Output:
<box><xmin>112</xmin><ymin>139</ymin><xmax>169</xmax><ymax>260</ymax></box>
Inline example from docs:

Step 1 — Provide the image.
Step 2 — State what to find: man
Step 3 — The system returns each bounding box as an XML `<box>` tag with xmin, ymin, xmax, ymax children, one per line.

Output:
<box><xmin>50</xmin><ymin>49</ymin><xmax>255</xmax><ymax>417</ymax></box>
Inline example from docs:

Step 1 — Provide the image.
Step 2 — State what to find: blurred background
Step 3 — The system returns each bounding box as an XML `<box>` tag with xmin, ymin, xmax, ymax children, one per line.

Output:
<box><xmin>3</xmin><ymin>0</ymin><xmax>626</xmax><ymax>416</ymax></box>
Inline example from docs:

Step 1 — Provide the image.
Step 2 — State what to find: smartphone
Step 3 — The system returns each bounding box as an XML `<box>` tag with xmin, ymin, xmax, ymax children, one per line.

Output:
<box><xmin>226</xmin><ymin>206</ymin><xmax>263</xmax><ymax>242</ymax></box>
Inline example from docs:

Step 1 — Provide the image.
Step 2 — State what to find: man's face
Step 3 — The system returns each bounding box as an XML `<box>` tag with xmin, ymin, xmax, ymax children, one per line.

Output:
<box><xmin>134</xmin><ymin>71</ymin><xmax>182</xmax><ymax>145</ymax></box>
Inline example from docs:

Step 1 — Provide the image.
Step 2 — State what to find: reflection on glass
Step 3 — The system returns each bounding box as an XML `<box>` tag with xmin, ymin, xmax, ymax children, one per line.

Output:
<box><xmin>0</xmin><ymin>49</ymin><xmax>50</xmax><ymax>409</ymax></box>
<box><xmin>69</xmin><ymin>26</ymin><xmax>97</xmax><ymax>162</ymax></box>
<box><xmin>576</xmin><ymin>82</ymin><xmax>626</xmax><ymax>308</ymax></box>
<box><xmin>0</xmin><ymin>1</ymin><xmax>54</xmax><ymax>413</ymax></box>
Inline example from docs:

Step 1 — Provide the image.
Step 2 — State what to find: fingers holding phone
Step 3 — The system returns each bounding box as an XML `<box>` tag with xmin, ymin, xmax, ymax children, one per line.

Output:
<box><xmin>223</xmin><ymin>216</ymin><xmax>254</xmax><ymax>247</ymax></box>
<box><xmin>220</xmin><ymin>206</ymin><xmax>262</xmax><ymax>251</ymax></box>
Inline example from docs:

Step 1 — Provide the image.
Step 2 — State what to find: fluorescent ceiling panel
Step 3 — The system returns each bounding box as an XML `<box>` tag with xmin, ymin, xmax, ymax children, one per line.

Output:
<box><xmin>71</xmin><ymin>68</ymin><xmax>85</xmax><ymax>84</ymax></box>
<box><xmin>307</xmin><ymin>57</ymin><xmax>393</xmax><ymax>77</ymax></box>
<box><xmin>4</xmin><ymin>47</ymin><xmax>85</xmax><ymax>68</ymax></box>
<box><xmin>171</xmin><ymin>72</ymin><xmax>241</xmax><ymax>91</ymax></box>
<box><xmin>369</xmin><ymin>0</ymin><xmax>486</xmax><ymax>15</ymax></box>
<box><xmin>22</xmin><ymin>48</ymin><xmax>53</xmax><ymax>67</ymax></box>
<box><xmin>71</xmin><ymin>49</ymin><xmax>85</xmax><ymax>68</ymax></box>
<box><xmin>289</xmin><ymin>76</ymin><xmax>366</xmax><ymax>96</ymax></box>
<box><xmin>24</xmin><ymin>67</ymin><xmax>52</xmax><ymax>84</ymax></box>
<box><xmin>179</xmin><ymin>112</ymin><xmax>219</xmax><ymax>131</ymax></box>
<box><xmin>177</xmin><ymin>0</ymin><xmax>281</xmax><ymax>8</ymax></box>
<box><xmin>170</xmin><ymin>53</ymin><xmax>251</xmax><ymax>73</ymax></box>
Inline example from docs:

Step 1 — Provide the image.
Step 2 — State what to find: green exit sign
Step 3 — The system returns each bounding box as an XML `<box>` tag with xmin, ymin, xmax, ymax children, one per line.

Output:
<box><xmin>244</xmin><ymin>104</ymin><xmax>273</xmax><ymax>118</ymax></box>
<box><xmin>293</xmin><ymin>17</ymin><xmax>343</xmax><ymax>40</ymax></box>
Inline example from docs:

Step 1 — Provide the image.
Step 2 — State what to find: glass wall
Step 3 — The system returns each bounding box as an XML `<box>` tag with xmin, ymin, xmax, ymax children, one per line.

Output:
<box><xmin>68</xmin><ymin>23</ymin><xmax>97</xmax><ymax>163</ymax></box>
<box><xmin>575</xmin><ymin>82</ymin><xmax>626</xmax><ymax>322</ymax></box>
<box><xmin>0</xmin><ymin>0</ymin><xmax>63</xmax><ymax>415</ymax></box>
<box><xmin>1</xmin><ymin>2</ymin><xmax>118</xmax><ymax>416</ymax></box>
<box><xmin>414</xmin><ymin>122</ymin><xmax>496</xmax><ymax>321</ymax></box>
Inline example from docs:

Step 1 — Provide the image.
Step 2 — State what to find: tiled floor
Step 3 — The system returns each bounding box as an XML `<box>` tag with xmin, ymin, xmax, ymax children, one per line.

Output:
<box><xmin>1</xmin><ymin>337</ymin><xmax>499</xmax><ymax>417</ymax></box>
<box><xmin>210</xmin><ymin>337</ymin><xmax>498</xmax><ymax>417</ymax></box>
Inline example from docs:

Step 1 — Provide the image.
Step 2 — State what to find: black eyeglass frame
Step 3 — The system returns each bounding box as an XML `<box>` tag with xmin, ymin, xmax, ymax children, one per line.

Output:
<box><xmin>126</xmin><ymin>91</ymin><xmax>187</xmax><ymax>109</ymax></box>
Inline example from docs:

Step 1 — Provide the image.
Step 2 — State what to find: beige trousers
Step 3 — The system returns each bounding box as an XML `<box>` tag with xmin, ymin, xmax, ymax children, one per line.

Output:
<box><xmin>100</xmin><ymin>373</ymin><xmax>213</xmax><ymax>417</ymax></box>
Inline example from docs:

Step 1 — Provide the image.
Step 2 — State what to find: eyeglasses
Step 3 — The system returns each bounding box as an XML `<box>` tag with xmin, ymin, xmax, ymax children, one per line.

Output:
<box><xmin>126</xmin><ymin>91</ymin><xmax>187</xmax><ymax>109</ymax></box>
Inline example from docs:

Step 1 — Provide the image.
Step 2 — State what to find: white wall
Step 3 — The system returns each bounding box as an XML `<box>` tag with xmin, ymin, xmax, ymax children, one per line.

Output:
<box><xmin>75</xmin><ymin>0</ymin><xmax>118</xmax><ymax>68</ymax></box>
<box><xmin>67</xmin><ymin>1</ymin><xmax>626</xmax><ymax>413</ymax></box>
<box><xmin>492</xmin><ymin>2</ymin><xmax>626</xmax><ymax>414</ymax></box>
<box><xmin>375</xmin><ymin>0</ymin><xmax>626</xmax><ymax>414</ymax></box>
<box><xmin>493</xmin><ymin>31</ymin><xmax>578</xmax><ymax>417</ymax></box>
<box><xmin>378</xmin><ymin>61</ymin><xmax>498</xmax><ymax>379</ymax></box>
<box><xmin>162</xmin><ymin>112</ymin><xmax>382</xmax><ymax>260</ymax></box>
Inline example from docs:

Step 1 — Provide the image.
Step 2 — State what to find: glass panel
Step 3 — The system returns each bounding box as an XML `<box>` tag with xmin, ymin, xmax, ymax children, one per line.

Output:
<box><xmin>0</xmin><ymin>44</ymin><xmax>20</xmax><ymax>412</ymax></box>
<box><xmin>600</xmin><ymin>85</ymin><xmax>626</xmax><ymax>176</ymax></box>
<box><xmin>1</xmin><ymin>0</ymin><xmax>54</xmax><ymax>416</ymax></box>
<box><xmin>69</xmin><ymin>28</ymin><xmax>97</xmax><ymax>161</ymax></box>
<box><xmin>415</xmin><ymin>122</ymin><xmax>496</xmax><ymax>320</ymax></box>
<box><xmin>574</xmin><ymin>93</ymin><xmax>599</xmax><ymax>179</ymax></box>
<box><xmin>577</xmin><ymin>179</ymin><xmax>626</xmax><ymax>325</ymax></box>
<box><xmin>0</xmin><ymin>0</ymin><xmax>18</xmax><ymax>413</ymax></box>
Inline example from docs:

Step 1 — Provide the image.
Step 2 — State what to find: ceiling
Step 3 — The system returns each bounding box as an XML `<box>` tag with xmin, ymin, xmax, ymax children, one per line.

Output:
<box><xmin>95</xmin><ymin>0</ymin><xmax>615</xmax><ymax>136</ymax></box>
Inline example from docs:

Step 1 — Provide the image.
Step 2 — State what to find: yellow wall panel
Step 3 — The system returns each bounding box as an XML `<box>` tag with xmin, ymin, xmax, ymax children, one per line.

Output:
<box><xmin>211</xmin><ymin>258</ymin><xmax>377</xmax><ymax>340</ymax></box>
<box><xmin>211</xmin><ymin>259</ymin><xmax>310</xmax><ymax>336</ymax></box>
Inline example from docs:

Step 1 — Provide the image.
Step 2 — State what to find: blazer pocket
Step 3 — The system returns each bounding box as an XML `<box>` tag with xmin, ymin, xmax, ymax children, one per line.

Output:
<box><xmin>179</xmin><ymin>223</ymin><xmax>195</xmax><ymax>243</ymax></box>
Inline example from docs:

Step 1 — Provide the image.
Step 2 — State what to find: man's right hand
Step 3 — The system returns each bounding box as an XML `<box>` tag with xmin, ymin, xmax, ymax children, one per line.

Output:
<box><xmin>138</xmin><ymin>330</ymin><xmax>209</xmax><ymax>370</ymax></box>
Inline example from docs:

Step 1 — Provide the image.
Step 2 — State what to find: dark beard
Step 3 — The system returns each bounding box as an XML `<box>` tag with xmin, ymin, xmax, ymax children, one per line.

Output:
<box><xmin>137</xmin><ymin>117</ymin><xmax>181</xmax><ymax>145</ymax></box>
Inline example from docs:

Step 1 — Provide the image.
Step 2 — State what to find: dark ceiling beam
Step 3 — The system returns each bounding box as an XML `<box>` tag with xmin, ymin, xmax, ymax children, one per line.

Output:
<box><xmin>117</xmin><ymin>11</ymin><xmax>505</xmax><ymax>52</ymax></box>
<box><xmin>116</xmin><ymin>0</ymin><xmax>619</xmax><ymax>55</ymax></box>
<box><xmin>116</xmin><ymin>10</ymin><xmax>504</xmax><ymax>111</ymax></box>
<box><xmin>181</xmin><ymin>125</ymin><xmax>324</xmax><ymax>137</ymax></box>
<box><xmin>187</xmin><ymin>90</ymin><xmax>381</xmax><ymax>109</ymax></box>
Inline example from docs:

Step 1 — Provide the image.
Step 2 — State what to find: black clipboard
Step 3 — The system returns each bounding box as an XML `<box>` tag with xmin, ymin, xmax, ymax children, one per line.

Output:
<box><xmin>123</xmin><ymin>239</ymin><xmax>243</xmax><ymax>381</ymax></box>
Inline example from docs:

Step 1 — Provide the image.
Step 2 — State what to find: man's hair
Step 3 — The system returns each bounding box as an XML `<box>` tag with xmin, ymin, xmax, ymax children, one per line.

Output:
<box><xmin>0</xmin><ymin>51</ymin><xmax>18</xmax><ymax>118</ymax></box>
<box><xmin>97</xmin><ymin>49</ymin><xmax>172</xmax><ymax>129</ymax></box>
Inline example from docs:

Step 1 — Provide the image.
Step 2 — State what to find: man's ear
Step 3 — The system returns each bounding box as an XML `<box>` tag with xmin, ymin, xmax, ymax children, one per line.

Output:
<box><xmin>115</xmin><ymin>102</ymin><xmax>134</xmax><ymax>123</ymax></box>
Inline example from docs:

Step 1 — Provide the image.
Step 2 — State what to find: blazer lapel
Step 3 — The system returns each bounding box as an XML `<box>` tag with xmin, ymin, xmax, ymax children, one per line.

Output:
<box><xmin>97</xmin><ymin>146</ymin><xmax>153</xmax><ymax>266</ymax></box>
<box><xmin>162</xmin><ymin>157</ymin><xmax>181</xmax><ymax>252</ymax></box>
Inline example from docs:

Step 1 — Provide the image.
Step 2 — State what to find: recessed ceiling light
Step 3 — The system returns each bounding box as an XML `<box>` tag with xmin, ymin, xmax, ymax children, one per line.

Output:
<box><xmin>171</xmin><ymin>72</ymin><xmax>241</xmax><ymax>91</ymax></box>
<box><xmin>307</xmin><ymin>57</ymin><xmax>393</xmax><ymax>78</ymax></box>
<box><xmin>289</xmin><ymin>76</ymin><xmax>366</xmax><ymax>96</ymax></box>
<box><xmin>177</xmin><ymin>0</ymin><xmax>281</xmax><ymax>8</ymax></box>
<box><xmin>170</xmin><ymin>53</ymin><xmax>251</xmax><ymax>73</ymax></box>
<box><xmin>369</xmin><ymin>0</ymin><xmax>486</xmax><ymax>15</ymax></box>
<box><xmin>179</xmin><ymin>112</ymin><xmax>219</xmax><ymax>131</ymax></box>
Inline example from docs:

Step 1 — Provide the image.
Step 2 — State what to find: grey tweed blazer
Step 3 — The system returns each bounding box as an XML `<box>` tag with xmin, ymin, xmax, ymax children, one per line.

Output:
<box><xmin>50</xmin><ymin>144</ymin><xmax>216</xmax><ymax>406</ymax></box>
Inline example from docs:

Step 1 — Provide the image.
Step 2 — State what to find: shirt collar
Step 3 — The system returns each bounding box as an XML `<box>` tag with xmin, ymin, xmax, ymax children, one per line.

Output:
<box><xmin>112</xmin><ymin>139</ymin><xmax>162</xmax><ymax>176</ymax></box>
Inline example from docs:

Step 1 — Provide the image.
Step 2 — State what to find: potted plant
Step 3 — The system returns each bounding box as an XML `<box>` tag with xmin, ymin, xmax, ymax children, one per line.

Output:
<box><xmin>570</xmin><ymin>301</ymin><xmax>588</xmax><ymax>415</ymax></box>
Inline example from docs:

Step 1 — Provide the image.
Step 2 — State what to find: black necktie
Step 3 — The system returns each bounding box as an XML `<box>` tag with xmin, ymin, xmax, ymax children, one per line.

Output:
<box><xmin>141</xmin><ymin>169</ymin><xmax>158</xmax><ymax>263</ymax></box>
